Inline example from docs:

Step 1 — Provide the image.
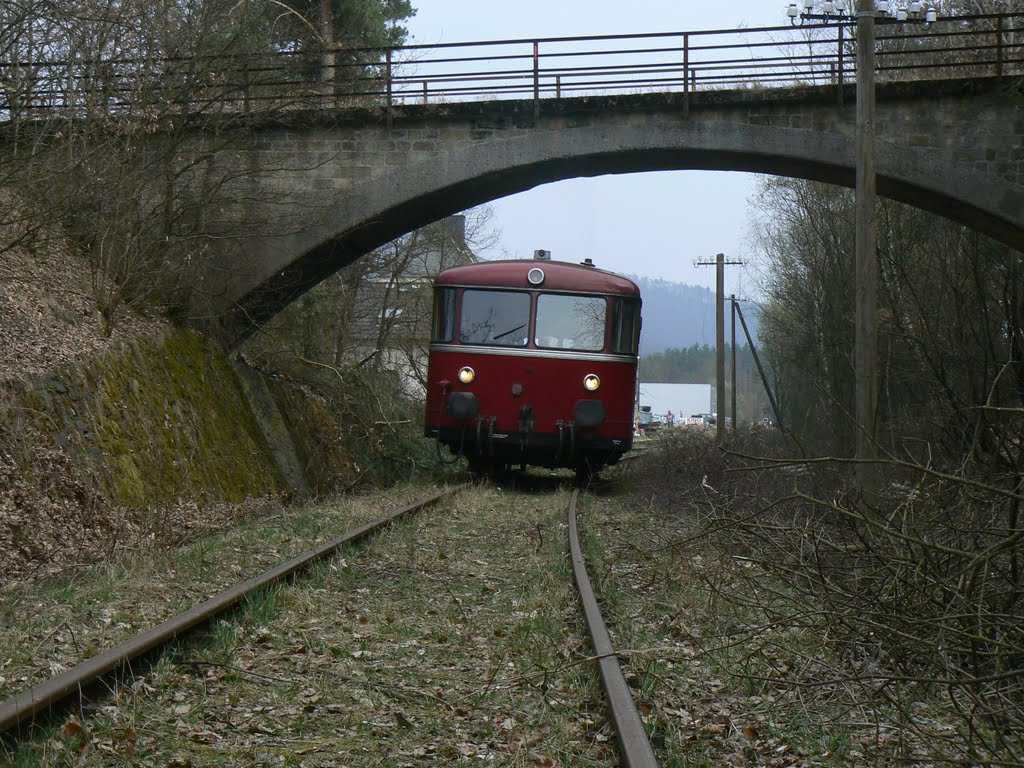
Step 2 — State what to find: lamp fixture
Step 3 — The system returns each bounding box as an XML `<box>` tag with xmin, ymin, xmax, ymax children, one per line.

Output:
<box><xmin>789</xmin><ymin>2</ymin><xmax>937</xmax><ymax>25</ymax></box>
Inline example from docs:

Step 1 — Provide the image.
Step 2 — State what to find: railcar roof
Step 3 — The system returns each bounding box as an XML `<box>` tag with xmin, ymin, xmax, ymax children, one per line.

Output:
<box><xmin>435</xmin><ymin>259</ymin><xmax>640</xmax><ymax>296</ymax></box>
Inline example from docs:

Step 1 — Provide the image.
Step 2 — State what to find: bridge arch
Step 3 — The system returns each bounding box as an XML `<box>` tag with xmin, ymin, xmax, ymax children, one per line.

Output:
<box><xmin>215</xmin><ymin>86</ymin><xmax>1024</xmax><ymax>343</ymax></box>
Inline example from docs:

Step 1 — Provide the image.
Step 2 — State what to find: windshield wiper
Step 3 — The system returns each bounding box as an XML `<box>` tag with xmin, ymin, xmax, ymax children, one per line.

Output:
<box><xmin>492</xmin><ymin>324</ymin><xmax>526</xmax><ymax>342</ymax></box>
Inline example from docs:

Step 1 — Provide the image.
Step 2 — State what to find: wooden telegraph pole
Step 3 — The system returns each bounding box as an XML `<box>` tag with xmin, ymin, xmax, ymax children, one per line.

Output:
<box><xmin>855</xmin><ymin>0</ymin><xmax>879</xmax><ymax>502</ymax></box>
<box><xmin>731</xmin><ymin>294</ymin><xmax>737</xmax><ymax>436</ymax></box>
<box><xmin>696</xmin><ymin>254</ymin><xmax>742</xmax><ymax>442</ymax></box>
<box><xmin>716</xmin><ymin>253</ymin><xmax>725</xmax><ymax>442</ymax></box>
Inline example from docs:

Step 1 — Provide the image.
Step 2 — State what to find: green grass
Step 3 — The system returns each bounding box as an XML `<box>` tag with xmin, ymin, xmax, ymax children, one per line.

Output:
<box><xmin>238</xmin><ymin>583</ymin><xmax>286</xmax><ymax>626</ymax></box>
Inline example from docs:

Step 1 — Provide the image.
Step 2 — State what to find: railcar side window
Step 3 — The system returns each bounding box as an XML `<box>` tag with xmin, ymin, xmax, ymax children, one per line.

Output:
<box><xmin>535</xmin><ymin>294</ymin><xmax>606</xmax><ymax>351</ymax></box>
<box><xmin>459</xmin><ymin>289</ymin><xmax>530</xmax><ymax>346</ymax></box>
<box><xmin>431</xmin><ymin>288</ymin><xmax>457</xmax><ymax>342</ymax></box>
<box><xmin>610</xmin><ymin>298</ymin><xmax>641</xmax><ymax>354</ymax></box>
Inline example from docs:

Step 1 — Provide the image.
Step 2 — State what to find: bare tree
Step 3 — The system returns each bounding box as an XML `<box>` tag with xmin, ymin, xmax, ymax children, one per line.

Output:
<box><xmin>1</xmin><ymin>0</ymin><xmax>393</xmax><ymax>334</ymax></box>
<box><xmin>748</xmin><ymin>165</ymin><xmax>1024</xmax><ymax>762</ymax></box>
<box><xmin>246</xmin><ymin>207</ymin><xmax>497</xmax><ymax>393</ymax></box>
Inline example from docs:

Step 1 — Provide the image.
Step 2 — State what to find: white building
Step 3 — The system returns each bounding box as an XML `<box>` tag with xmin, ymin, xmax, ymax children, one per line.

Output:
<box><xmin>638</xmin><ymin>382</ymin><xmax>713</xmax><ymax>424</ymax></box>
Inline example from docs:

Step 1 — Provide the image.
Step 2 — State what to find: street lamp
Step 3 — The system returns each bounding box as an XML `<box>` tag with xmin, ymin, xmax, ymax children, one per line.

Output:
<box><xmin>788</xmin><ymin>1</ymin><xmax>937</xmax><ymax>25</ymax></box>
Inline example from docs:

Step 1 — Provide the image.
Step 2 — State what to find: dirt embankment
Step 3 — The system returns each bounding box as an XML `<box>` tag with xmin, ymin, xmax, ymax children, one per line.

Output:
<box><xmin>0</xmin><ymin>233</ymin><xmax>288</xmax><ymax>583</ymax></box>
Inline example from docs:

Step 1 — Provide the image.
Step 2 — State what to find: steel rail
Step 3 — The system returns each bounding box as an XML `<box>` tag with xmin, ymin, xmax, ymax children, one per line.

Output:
<box><xmin>0</xmin><ymin>485</ymin><xmax>466</xmax><ymax>735</ymax></box>
<box><xmin>567</xmin><ymin>488</ymin><xmax>659</xmax><ymax>768</ymax></box>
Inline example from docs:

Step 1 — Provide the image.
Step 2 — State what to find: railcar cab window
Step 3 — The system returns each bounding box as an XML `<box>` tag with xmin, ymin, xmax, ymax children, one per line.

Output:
<box><xmin>610</xmin><ymin>298</ymin><xmax>641</xmax><ymax>355</ymax></box>
<box><xmin>535</xmin><ymin>294</ymin><xmax>606</xmax><ymax>351</ymax></box>
<box><xmin>431</xmin><ymin>288</ymin><xmax>457</xmax><ymax>343</ymax></box>
<box><xmin>459</xmin><ymin>289</ymin><xmax>530</xmax><ymax>346</ymax></box>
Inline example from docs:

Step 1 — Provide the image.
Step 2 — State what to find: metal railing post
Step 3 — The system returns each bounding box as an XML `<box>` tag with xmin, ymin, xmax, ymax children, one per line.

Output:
<box><xmin>385</xmin><ymin>48</ymin><xmax>393</xmax><ymax>109</ymax></box>
<box><xmin>683</xmin><ymin>32</ymin><xmax>690</xmax><ymax>114</ymax></box>
<box><xmin>243</xmin><ymin>58</ymin><xmax>251</xmax><ymax>114</ymax></box>
<box><xmin>837</xmin><ymin>24</ymin><xmax>845</xmax><ymax>105</ymax></box>
<box><xmin>996</xmin><ymin>14</ymin><xmax>1004</xmax><ymax>78</ymax></box>
<box><xmin>422</xmin><ymin>80</ymin><xmax>428</xmax><ymax>104</ymax></box>
<box><xmin>533</xmin><ymin>40</ymin><xmax>540</xmax><ymax>124</ymax></box>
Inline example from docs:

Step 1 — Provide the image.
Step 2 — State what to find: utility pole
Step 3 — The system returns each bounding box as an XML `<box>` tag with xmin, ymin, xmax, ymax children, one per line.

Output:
<box><xmin>731</xmin><ymin>294</ymin><xmax>737</xmax><ymax>435</ymax></box>
<box><xmin>855</xmin><ymin>0</ymin><xmax>879</xmax><ymax>504</ymax></box>
<box><xmin>734</xmin><ymin>301</ymin><xmax>784</xmax><ymax>432</ymax></box>
<box><xmin>695</xmin><ymin>253</ymin><xmax>742</xmax><ymax>443</ymax></box>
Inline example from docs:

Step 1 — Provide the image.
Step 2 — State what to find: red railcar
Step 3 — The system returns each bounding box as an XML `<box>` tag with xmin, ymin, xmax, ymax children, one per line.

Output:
<box><xmin>424</xmin><ymin>255</ymin><xmax>642</xmax><ymax>475</ymax></box>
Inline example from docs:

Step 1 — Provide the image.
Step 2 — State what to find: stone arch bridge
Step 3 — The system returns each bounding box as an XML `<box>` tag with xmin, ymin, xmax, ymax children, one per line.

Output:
<box><xmin>205</xmin><ymin>75</ymin><xmax>1024</xmax><ymax>343</ymax></box>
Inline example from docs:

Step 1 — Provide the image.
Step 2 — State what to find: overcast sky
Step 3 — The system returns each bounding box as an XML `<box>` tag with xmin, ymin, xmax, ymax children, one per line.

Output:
<box><xmin>404</xmin><ymin>1</ymin><xmax>795</xmax><ymax>295</ymax></box>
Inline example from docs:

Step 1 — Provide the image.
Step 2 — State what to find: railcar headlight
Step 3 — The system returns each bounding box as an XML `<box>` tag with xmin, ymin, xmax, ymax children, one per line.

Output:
<box><xmin>583</xmin><ymin>373</ymin><xmax>601</xmax><ymax>392</ymax></box>
<box><xmin>458</xmin><ymin>366</ymin><xmax>476</xmax><ymax>385</ymax></box>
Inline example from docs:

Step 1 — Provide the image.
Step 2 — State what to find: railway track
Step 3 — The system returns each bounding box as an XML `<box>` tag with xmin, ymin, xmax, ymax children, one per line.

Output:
<box><xmin>2</xmin><ymin>479</ymin><xmax>659</xmax><ymax>766</ymax></box>
<box><xmin>567</xmin><ymin>488</ymin><xmax>659</xmax><ymax>768</ymax></box>
<box><xmin>0</xmin><ymin>487</ymin><xmax>464</xmax><ymax>735</ymax></box>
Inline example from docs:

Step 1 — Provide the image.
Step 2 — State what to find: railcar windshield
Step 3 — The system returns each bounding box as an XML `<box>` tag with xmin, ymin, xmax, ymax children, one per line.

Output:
<box><xmin>459</xmin><ymin>289</ymin><xmax>530</xmax><ymax>346</ymax></box>
<box><xmin>535</xmin><ymin>294</ymin><xmax>606</xmax><ymax>351</ymax></box>
<box><xmin>431</xmin><ymin>288</ymin><xmax>457</xmax><ymax>342</ymax></box>
<box><xmin>610</xmin><ymin>297</ymin><xmax>641</xmax><ymax>355</ymax></box>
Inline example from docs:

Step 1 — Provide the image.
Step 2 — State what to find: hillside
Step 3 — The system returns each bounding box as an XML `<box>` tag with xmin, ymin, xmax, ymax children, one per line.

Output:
<box><xmin>0</xmin><ymin>239</ymin><xmax>166</xmax><ymax>380</ymax></box>
<box><xmin>633</xmin><ymin>276</ymin><xmax>760</xmax><ymax>356</ymax></box>
<box><xmin>0</xmin><ymin>224</ymin><xmax>435</xmax><ymax>583</ymax></box>
<box><xmin>0</xmin><ymin>234</ymin><xmax>287</xmax><ymax>582</ymax></box>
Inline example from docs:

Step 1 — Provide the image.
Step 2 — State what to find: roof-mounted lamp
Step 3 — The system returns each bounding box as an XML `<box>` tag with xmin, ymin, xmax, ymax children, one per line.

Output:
<box><xmin>789</xmin><ymin>1</ymin><xmax>936</xmax><ymax>26</ymax></box>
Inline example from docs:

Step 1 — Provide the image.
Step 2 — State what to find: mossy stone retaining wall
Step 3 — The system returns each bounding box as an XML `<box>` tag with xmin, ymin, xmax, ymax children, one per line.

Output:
<box><xmin>6</xmin><ymin>329</ymin><xmax>285</xmax><ymax>507</ymax></box>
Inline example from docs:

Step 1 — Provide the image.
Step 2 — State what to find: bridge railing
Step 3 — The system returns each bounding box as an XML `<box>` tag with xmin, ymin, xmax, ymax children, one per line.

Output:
<box><xmin>387</xmin><ymin>13</ymin><xmax>1022</xmax><ymax>105</ymax></box>
<box><xmin>1</xmin><ymin>13</ymin><xmax>1021</xmax><ymax>121</ymax></box>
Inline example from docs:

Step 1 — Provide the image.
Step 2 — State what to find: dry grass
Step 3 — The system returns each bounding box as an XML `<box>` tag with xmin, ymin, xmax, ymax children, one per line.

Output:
<box><xmin>4</xmin><ymin>480</ymin><xmax>620</xmax><ymax>767</ymax></box>
<box><xmin>598</xmin><ymin>428</ymin><xmax>1024</xmax><ymax>767</ymax></box>
<box><xmin>9</xmin><ymin>433</ymin><xmax>1018</xmax><ymax>767</ymax></box>
<box><xmin>0</xmin><ymin>485</ymin><xmax>434</xmax><ymax>704</ymax></box>
<box><xmin>0</xmin><ymin>193</ymin><xmax>171</xmax><ymax>584</ymax></box>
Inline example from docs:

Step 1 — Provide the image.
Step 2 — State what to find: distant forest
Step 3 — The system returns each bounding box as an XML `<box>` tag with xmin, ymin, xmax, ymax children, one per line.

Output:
<box><xmin>633</xmin><ymin>276</ymin><xmax>760</xmax><ymax>355</ymax></box>
<box><xmin>631</xmin><ymin>275</ymin><xmax>771</xmax><ymax>420</ymax></box>
<box><xmin>634</xmin><ymin>274</ymin><xmax>770</xmax><ymax>423</ymax></box>
<box><xmin>639</xmin><ymin>343</ymin><xmax>759</xmax><ymax>385</ymax></box>
<box><xmin>639</xmin><ymin>343</ymin><xmax>773</xmax><ymax>423</ymax></box>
